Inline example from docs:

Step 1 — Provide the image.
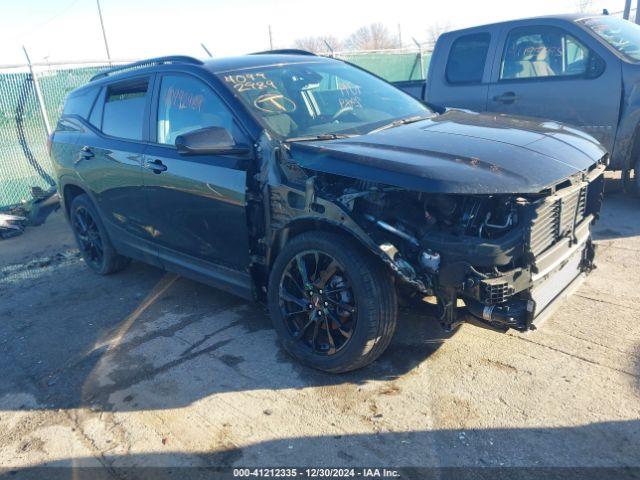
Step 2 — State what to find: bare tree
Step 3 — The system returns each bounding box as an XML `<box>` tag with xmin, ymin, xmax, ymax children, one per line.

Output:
<box><xmin>575</xmin><ymin>0</ymin><xmax>593</xmax><ymax>12</ymax></box>
<box><xmin>293</xmin><ymin>35</ymin><xmax>342</xmax><ymax>54</ymax></box>
<box><xmin>344</xmin><ymin>23</ymin><xmax>400</xmax><ymax>51</ymax></box>
<box><xmin>426</xmin><ymin>21</ymin><xmax>451</xmax><ymax>48</ymax></box>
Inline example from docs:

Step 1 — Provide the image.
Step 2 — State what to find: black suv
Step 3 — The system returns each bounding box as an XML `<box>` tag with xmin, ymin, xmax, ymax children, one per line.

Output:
<box><xmin>52</xmin><ymin>52</ymin><xmax>606</xmax><ymax>373</ymax></box>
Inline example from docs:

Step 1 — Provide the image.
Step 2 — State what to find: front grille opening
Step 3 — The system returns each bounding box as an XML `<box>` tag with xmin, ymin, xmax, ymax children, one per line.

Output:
<box><xmin>481</xmin><ymin>280</ymin><xmax>515</xmax><ymax>305</ymax></box>
<box><xmin>554</xmin><ymin>178</ymin><xmax>573</xmax><ymax>192</ymax></box>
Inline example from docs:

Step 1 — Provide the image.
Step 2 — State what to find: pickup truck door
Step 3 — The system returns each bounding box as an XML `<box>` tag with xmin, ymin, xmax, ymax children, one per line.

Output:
<box><xmin>141</xmin><ymin>72</ymin><xmax>253</xmax><ymax>296</ymax></box>
<box><xmin>427</xmin><ymin>31</ymin><xmax>497</xmax><ymax>112</ymax></box>
<box><xmin>486</xmin><ymin>23</ymin><xmax>620</xmax><ymax>151</ymax></box>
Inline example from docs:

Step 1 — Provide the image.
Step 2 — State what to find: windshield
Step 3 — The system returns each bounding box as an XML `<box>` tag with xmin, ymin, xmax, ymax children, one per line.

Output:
<box><xmin>578</xmin><ymin>16</ymin><xmax>640</xmax><ymax>61</ymax></box>
<box><xmin>217</xmin><ymin>61</ymin><xmax>431</xmax><ymax>139</ymax></box>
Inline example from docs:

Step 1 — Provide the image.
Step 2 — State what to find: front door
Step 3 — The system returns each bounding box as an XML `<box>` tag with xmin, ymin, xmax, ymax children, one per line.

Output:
<box><xmin>142</xmin><ymin>72</ymin><xmax>252</xmax><ymax>274</ymax></box>
<box><xmin>487</xmin><ymin>24</ymin><xmax>621</xmax><ymax>151</ymax></box>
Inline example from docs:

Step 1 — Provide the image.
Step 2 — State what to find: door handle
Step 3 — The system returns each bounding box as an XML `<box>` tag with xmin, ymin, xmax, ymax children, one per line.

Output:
<box><xmin>74</xmin><ymin>146</ymin><xmax>94</xmax><ymax>164</ymax></box>
<box><xmin>144</xmin><ymin>159</ymin><xmax>168</xmax><ymax>174</ymax></box>
<box><xmin>79</xmin><ymin>146</ymin><xmax>94</xmax><ymax>158</ymax></box>
<box><xmin>493</xmin><ymin>92</ymin><xmax>519</xmax><ymax>104</ymax></box>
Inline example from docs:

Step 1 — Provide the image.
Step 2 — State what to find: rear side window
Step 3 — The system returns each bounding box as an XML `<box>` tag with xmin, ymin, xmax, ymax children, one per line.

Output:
<box><xmin>102</xmin><ymin>78</ymin><xmax>149</xmax><ymax>140</ymax></box>
<box><xmin>446</xmin><ymin>33</ymin><xmax>491</xmax><ymax>84</ymax></box>
<box><xmin>88</xmin><ymin>88</ymin><xmax>105</xmax><ymax>128</ymax></box>
<box><xmin>63</xmin><ymin>87</ymin><xmax>99</xmax><ymax>119</ymax></box>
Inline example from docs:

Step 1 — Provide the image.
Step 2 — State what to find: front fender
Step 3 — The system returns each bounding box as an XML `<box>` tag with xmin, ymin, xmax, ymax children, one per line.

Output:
<box><xmin>268</xmin><ymin>184</ymin><xmax>428</xmax><ymax>293</ymax></box>
<box><xmin>612</xmin><ymin>82</ymin><xmax>640</xmax><ymax>170</ymax></box>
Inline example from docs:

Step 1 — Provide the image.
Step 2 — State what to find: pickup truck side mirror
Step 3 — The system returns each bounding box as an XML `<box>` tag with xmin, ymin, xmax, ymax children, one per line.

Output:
<box><xmin>423</xmin><ymin>100</ymin><xmax>446</xmax><ymax>114</ymax></box>
<box><xmin>175</xmin><ymin>126</ymin><xmax>250</xmax><ymax>156</ymax></box>
<box><xmin>587</xmin><ymin>53</ymin><xmax>606</xmax><ymax>79</ymax></box>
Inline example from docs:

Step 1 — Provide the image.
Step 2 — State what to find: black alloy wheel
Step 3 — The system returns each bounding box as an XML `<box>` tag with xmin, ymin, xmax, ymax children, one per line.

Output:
<box><xmin>69</xmin><ymin>194</ymin><xmax>130</xmax><ymax>275</ymax></box>
<box><xmin>268</xmin><ymin>231</ymin><xmax>398</xmax><ymax>373</ymax></box>
<box><xmin>72</xmin><ymin>205</ymin><xmax>104</xmax><ymax>270</ymax></box>
<box><xmin>279</xmin><ymin>250</ymin><xmax>357</xmax><ymax>356</ymax></box>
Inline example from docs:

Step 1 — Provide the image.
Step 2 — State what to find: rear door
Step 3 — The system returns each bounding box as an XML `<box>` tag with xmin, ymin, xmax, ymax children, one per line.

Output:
<box><xmin>141</xmin><ymin>71</ymin><xmax>253</xmax><ymax>283</ymax></box>
<box><xmin>427</xmin><ymin>31</ymin><xmax>495</xmax><ymax>111</ymax></box>
<box><xmin>486</xmin><ymin>23</ymin><xmax>621</xmax><ymax>151</ymax></box>
<box><xmin>75</xmin><ymin>76</ymin><xmax>159</xmax><ymax>263</ymax></box>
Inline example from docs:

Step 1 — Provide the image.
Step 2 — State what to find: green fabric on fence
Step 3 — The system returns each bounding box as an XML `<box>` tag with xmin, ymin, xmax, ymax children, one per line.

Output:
<box><xmin>0</xmin><ymin>65</ymin><xmax>107</xmax><ymax>208</ymax></box>
<box><xmin>338</xmin><ymin>52</ymin><xmax>431</xmax><ymax>82</ymax></box>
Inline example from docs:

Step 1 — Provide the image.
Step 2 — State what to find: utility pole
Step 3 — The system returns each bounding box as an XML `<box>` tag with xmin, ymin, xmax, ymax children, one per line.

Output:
<box><xmin>323</xmin><ymin>40</ymin><xmax>335</xmax><ymax>58</ymax></box>
<box><xmin>397</xmin><ymin>24</ymin><xmax>402</xmax><ymax>48</ymax></box>
<box><xmin>96</xmin><ymin>0</ymin><xmax>112</xmax><ymax>62</ymax></box>
<box><xmin>22</xmin><ymin>46</ymin><xmax>52</xmax><ymax>137</ymax></box>
<box><xmin>268</xmin><ymin>25</ymin><xmax>274</xmax><ymax>50</ymax></box>
<box><xmin>624</xmin><ymin>0</ymin><xmax>632</xmax><ymax>19</ymax></box>
<box><xmin>412</xmin><ymin>37</ymin><xmax>425</xmax><ymax>80</ymax></box>
<box><xmin>200</xmin><ymin>43</ymin><xmax>213</xmax><ymax>57</ymax></box>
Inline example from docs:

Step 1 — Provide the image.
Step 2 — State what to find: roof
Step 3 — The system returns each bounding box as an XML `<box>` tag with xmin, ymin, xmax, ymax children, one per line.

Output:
<box><xmin>87</xmin><ymin>52</ymin><xmax>338</xmax><ymax>85</ymax></box>
<box><xmin>444</xmin><ymin>13</ymin><xmax>605</xmax><ymax>35</ymax></box>
<box><xmin>200</xmin><ymin>53</ymin><xmax>337</xmax><ymax>74</ymax></box>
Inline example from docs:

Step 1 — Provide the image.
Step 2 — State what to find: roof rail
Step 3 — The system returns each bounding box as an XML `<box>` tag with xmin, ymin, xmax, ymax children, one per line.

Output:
<box><xmin>250</xmin><ymin>49</ymin><xmax>316</xmax><ymax>56</ymax></box>
<box><xmin>90</xmin><ymin>55</ymin><xmax>204</xmax><ymax>81</ymax></box>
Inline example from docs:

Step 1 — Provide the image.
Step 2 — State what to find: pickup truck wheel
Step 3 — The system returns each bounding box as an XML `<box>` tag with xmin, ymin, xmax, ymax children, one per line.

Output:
<box><xmin>268</xmin><ymin>231</ymin><xmax>397</xmax><ymax>373</ymax></box>
<box><xmin>70</xmin><ymin>194</ymin><xmax>130</xmax><ymax>275</ymax></box>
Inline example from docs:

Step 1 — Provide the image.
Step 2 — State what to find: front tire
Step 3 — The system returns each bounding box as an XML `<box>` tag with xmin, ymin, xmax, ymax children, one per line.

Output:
<box><xmin>268</xmin><ymin>231</ymin><xmax>397</xmax><ymax>373</ymax></box>
<box><xmin>70</xmin><ymin>194</ymin><xmax>129</xmax><ymax>275</ymax></box>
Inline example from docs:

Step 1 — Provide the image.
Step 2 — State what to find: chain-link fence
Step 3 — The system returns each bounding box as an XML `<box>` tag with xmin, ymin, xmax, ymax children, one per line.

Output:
<box><xmin>0</xmin><ymin>60</ymin><xmax>129</xmax><ymax>209</ymax></box>
<box><xmin>0</xmin><ymin>51</ymin><xmax>428</xmax><ymax>209</ymax></box>
<box><xmin>336</xmin><ymin>48</ymin><xmax>431</xmax><ymax>82</ymax></box>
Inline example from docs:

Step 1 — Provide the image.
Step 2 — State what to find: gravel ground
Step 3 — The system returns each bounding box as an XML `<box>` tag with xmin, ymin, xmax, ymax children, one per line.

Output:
<box><xmin>0</xmin><ymin>187</ymin><xmax>638</xmax><ymax>475</ymax></box>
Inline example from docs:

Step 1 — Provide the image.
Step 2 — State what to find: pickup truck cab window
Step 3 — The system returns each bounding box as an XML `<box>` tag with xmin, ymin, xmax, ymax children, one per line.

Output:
<box><xmin>157</xmin><ymin>74</ymin><xmax>237</xmax><ymax>145</ymax></box>
<box><xmin>501</xmin><ymin>26</ymin><xmax>589</xmax><ymax>80</ymax></box>
<box><xmin>446</xmin><ymin>33</ymin><xmax>491</xmax><ymax>84</ymax></box>
<box><xmin>217</xmin><ymin>62</ymin><xmax>429</xmax><ymax>139</ymax></box>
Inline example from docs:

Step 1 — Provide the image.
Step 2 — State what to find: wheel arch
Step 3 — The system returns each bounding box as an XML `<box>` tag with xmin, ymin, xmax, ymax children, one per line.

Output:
<box><xmin>269</xmin><ymin>217</ymin><xmax>381</xmax><ymax>270</ymax></box>
<box><xmin>266</xmin><ymin>216</ymin><xmax>427</xmax><ymax>296</ymax></box>
<box><xmin>61</xmin><ymin>182</ymin><xmax>89</xmax><ymax>217</ymax></box>
<box><xmin>626</xmin><ymin>123</ymin><xmax>640</xmax><ymax>170</ymax></box>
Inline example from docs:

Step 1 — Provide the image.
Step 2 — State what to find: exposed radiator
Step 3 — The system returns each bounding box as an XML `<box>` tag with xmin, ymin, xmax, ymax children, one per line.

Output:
<box><xmin>529</xmin><ymin>184</ymin><xmax>588</xmax><ymax>256</ymax></box>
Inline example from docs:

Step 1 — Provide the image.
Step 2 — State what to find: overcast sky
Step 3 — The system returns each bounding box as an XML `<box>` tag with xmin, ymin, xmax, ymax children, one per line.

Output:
<box><xmin>0</xmin><ymin>0</ymin><xmax>626</xmax><ymax>65</ymax></box>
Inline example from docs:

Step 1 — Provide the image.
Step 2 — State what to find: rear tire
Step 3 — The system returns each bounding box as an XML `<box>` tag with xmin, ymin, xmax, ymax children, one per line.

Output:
<box><xmin>268</xmin><ymin>231</ymin><xmax>397</xmax><ymax>373</ymax></box>
<box><xmin>69</xmin><ymin>194</ymin><xmax>130</xmax><ymax>275</ymax></box>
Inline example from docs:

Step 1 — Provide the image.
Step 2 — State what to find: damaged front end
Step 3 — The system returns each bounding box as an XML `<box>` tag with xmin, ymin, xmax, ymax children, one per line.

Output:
<box><xmin>270</xmin><ymin>154</ymin><xmax>606</xmax><ymax>333</ymax></box>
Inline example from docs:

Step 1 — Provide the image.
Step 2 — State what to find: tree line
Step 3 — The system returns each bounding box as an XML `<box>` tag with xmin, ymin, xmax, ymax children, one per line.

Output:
<box><xmin>292</xmin><ymin>22</ymin><xmax>452</xmax><ymax>53</ymax></box>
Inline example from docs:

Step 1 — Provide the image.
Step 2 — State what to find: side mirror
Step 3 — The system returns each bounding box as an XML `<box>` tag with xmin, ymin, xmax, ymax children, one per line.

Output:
<box><xmin>587</xmin><ymin>53</ymin><xmax>606</xmax><ymax>79</ymax></box>
<box><xmin>175</xmin><ymin>126</ymin><xmax>249</xmax><ymax>156</ymax></box>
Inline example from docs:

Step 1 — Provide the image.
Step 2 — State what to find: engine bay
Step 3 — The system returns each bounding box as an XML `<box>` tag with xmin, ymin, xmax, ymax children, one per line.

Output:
<box><xmin>297</xmin><ymin>171</ymin><xmax>597</xmax><ymax>333</ymax></box>
<box><xmin>269</xmin><ymin>149</ymin><xmax>603</xmax><ymax>334</ymax></box>
<box><xmin>318</xmin><ymin>175</ymin><xmax>531</xmax><ymax>270</ymax></box>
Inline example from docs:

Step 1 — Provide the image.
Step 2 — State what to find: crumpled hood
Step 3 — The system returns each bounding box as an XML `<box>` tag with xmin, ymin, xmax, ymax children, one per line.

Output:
<box><xmin>289</xmin><ymin>110</ymin><xmax>607</xmax><ymax>194</ymax></box>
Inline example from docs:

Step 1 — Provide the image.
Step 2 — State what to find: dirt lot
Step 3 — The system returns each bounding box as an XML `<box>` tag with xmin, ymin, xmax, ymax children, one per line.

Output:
<box><xmin>0</xmin><ymin>186</ymin><xmax>639</xmax><ymax>474</ymax></box>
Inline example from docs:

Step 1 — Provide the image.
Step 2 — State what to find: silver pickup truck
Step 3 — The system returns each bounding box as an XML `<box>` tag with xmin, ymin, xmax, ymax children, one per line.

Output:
<box><xmin>395</xmin><ymin>14</ymin><xmax>640</xmax><ymax>192</ymax></box>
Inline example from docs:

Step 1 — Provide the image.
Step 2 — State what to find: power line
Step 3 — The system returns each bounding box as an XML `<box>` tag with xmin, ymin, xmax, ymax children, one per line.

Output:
<box><xmin>8</xmin><ymin>0</ymin><xmax>82</xmax><ymax>43</ymax></box>
<box><xmin>96</xmin><ymin>0</ymin><xmax>111</xmax><ymax>61</ymax></box>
